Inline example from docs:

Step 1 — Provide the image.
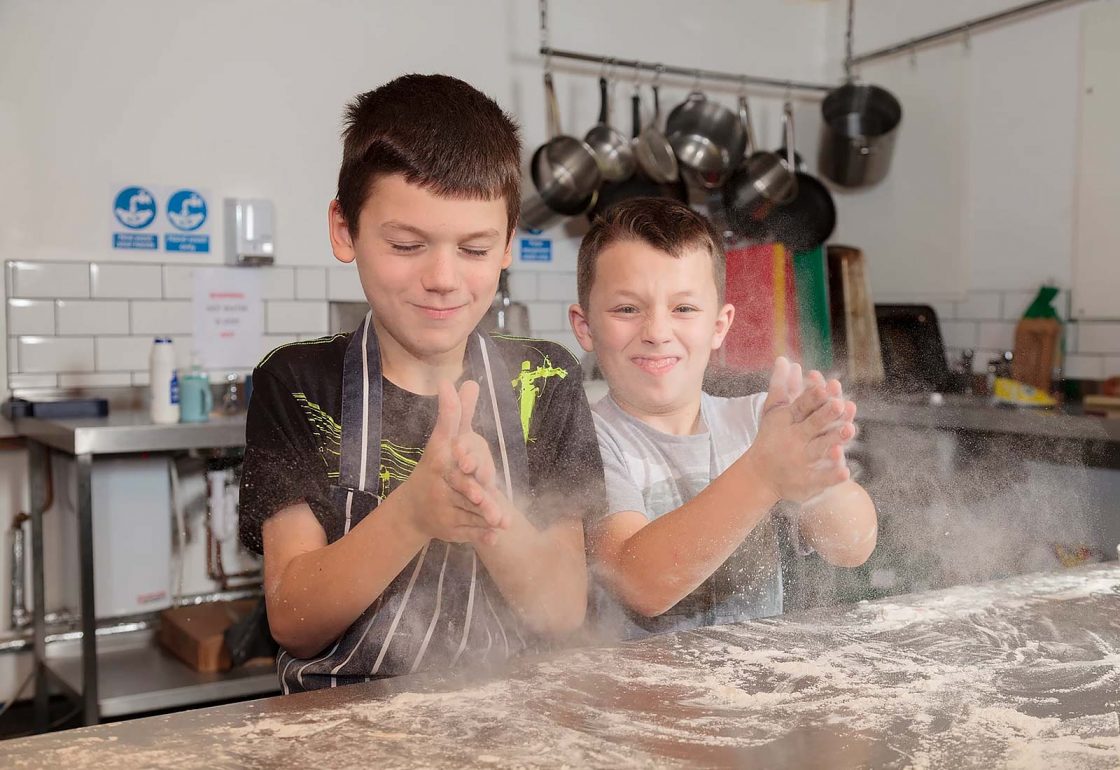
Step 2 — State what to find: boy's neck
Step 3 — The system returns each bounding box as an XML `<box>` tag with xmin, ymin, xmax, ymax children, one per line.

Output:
<box><xmin>372</xmin><ymin>318</ymin><xmax>466</xmax><ymax>396</ymax></box>
<box><xmin>613</xmin><ymin>392</ymin><xmax>704</xmax><ymax>436</ymax></box>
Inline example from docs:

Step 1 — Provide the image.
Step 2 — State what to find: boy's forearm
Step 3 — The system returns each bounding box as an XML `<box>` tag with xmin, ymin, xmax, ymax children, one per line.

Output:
<box><xmin>602</xmin><ymin>452</ymin><xmax>780</xmax><ymax>618</ymax></box>
<box><xmin>475</xmin><ymin>498</ymin><xmax>587</xmax><ymax>637</ymax></box>
<box><xmin>267</xmin><ymin>495</ymin><xmax>429</xmax><ymax>658</ymax></box>
<box><xmin>797</xmin><ymin>481</ymin><xmax>877</xmax><ymax>567</ymax></box>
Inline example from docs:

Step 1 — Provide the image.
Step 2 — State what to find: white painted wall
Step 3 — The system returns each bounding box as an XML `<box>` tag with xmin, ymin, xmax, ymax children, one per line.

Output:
<box><xmin>823</xmin><ymin>0</ymin><xmax>1089</xmax><ymax>298</ymax></box>
<box><xmin>0</xmin><ymin>0</ymin><xmax>833</xmax><ymax>708</ymax></box>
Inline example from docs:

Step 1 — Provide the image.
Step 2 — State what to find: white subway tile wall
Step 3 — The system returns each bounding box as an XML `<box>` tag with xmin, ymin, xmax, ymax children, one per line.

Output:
<box><xmin>162</xmin><ymin>265</ymin><xmax>195</xmax><ymax>299</ymax></box>
<box><xmin>59</xmin><ymin>372</ymin><xmax>133</xmax><ymax>388</ymax></box>
<box><xmin>7</xmin><ymin>299</ymin><xmax>55</xmax><ymax>335</ymax></box>
<box><xmin>18</xmin><ymin>337</ymin><xmax>95</xmax><ymax>373</ymax></box>
<box><xmin>11</xmin><ymin>374</ymin><xmax>59</xmax><ymax>389</ymax></box>
<box><xmin>295</xmin><ymin>268</ymin><xmax>327</xmax><ymax>300</ymax></box>
<box><xmin>9</xmin><ymin>261</ymin><xmax>89</xmax><ymax>298</ymax></box>
<box><xmin>7</xmin><ymin>261</ymin><xmax>1120</xmax><ymax>389</ymax></box>
<box><xmin>266</xmin><ymin>302</ymin><xmax>328</xmax><ymax>335</ymax></box>
<box><xmin>261</xmin><ymin>268</ymin><xmax>295</xmax><ymax>300</ymax></box>
<box><xmin>56</xmin><ymin>300</ymin><xmax>129</xmax><ymax>336</ymax></box>
<box><xmin>131</xmin><ymin>300</ymin><xmax>193</xmax><ymax>336</ymax></box>
<box><xmin>90</xmin><ymin>263</ymin><xmax>162</xmax><ymax>298</ymax></box>
<box><xmin>327</xmin><ymin>268</ymin><xmax>365</xmax><ymax>301</ymax></box>
<box><xmin>95</xmin><ymin>336</ymin><xmax>154</xmax><ymax>371</ymax></box>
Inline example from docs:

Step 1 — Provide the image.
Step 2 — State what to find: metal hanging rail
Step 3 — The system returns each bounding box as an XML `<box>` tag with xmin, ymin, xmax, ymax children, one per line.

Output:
<box><xmin>848</xmin><ymin>0</ymin><xmax>1093</xmax><ymax>67</ymax></box>
<box><xmin>538</xmin><ymin>47</ymin><xmax>835</xmax><ymax>94</ymax></box>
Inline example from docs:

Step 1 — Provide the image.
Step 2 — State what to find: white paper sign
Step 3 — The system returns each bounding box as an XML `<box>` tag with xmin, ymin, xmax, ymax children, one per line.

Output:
<box><xmin>192</xmin><ymin>267</ymin><xmax>263</xmax><ymax>369</ymax></box>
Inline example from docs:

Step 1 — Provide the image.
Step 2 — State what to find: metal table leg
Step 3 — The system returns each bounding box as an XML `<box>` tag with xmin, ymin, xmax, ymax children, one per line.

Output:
<box><xmin>75</xmin><ymin>453</ymin><xmax>99</xmax><ymax>725</ymax></box>
<box><xmin>28</xmin><ymin>440</ymin><xmax>48</xmax><ymax>732</ymax></box>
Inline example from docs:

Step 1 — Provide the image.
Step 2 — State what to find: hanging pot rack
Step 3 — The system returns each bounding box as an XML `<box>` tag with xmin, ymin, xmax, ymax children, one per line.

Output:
<box><xmin>537</xmin><ymin>46</ymin><xmax>834</xmax><ymax>95</ymax></box>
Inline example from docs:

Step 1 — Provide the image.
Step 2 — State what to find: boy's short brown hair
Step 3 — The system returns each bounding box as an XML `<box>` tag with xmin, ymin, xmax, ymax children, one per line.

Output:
<box><xmin>577</xmin><ymin>197</ymin><xmax>726</xmax><ymax>310</ymax></box>
<box><xmin>337</xmin><ymin>74</ymin><xmax>522</xmax><ymax>239</ymax></box>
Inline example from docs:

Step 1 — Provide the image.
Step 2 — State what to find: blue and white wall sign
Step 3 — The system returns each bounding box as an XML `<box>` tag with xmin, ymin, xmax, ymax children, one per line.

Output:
<box><xmin>111</xmin><ymin>184</ymin><xmax>212</xmax><ymax>253</ymax></box>
<box><xmin>519</xmin><ymin>237</ymin><xmax>552</xmax><ymax>262</ymax></box>
<box><xmin>165</xmin><ymin>188</ymin><xmax>210</xmax><ymax>252</ymax></box>
<box><xmin>111</xmin><ymin>186</ymin><xmax>158</xmax><ymax>249</ymax></box>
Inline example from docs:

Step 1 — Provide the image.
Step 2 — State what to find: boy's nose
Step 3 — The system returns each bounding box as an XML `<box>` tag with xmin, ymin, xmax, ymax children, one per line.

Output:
<box><xmin>641</xmin><ymin>310</ymin><xmax>672</xmax><ymax>344</ymax></box>
<box><xmin>420</xmin><ymin>248</ymin><xmax>458</xmax><ymax>293</ymax></box>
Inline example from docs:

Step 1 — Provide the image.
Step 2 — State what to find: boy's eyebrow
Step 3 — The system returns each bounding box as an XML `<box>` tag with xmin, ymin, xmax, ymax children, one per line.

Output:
<box><xmin>381</xmin><ymin>221</ymin><xmax>500</xmax><ymax>241</ymax></box>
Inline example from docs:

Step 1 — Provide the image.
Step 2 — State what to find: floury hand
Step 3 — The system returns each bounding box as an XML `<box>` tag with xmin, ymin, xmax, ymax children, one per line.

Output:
<box><xmin>397</xmin><ymin>381</ymin><xmax>506</xmax><ymax>547</ymax></box>
<box><xmin>742</xmin><ymin>357</ymin><xmax>855</xmax><ymax>503</ymax></box>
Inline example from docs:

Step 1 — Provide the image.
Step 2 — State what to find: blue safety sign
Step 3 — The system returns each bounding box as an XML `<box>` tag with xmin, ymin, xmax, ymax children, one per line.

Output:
<box><xmin>519</xmin><ymin>238</ymin><xmax>552</xmax><ymax>262</ymax></box>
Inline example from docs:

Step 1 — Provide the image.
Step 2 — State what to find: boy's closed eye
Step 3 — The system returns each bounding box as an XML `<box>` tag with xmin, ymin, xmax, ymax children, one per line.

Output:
<box><xmin>388</xmin><ymin>240</ymin><xmax>424</xmax><ymax>254</ymax></box>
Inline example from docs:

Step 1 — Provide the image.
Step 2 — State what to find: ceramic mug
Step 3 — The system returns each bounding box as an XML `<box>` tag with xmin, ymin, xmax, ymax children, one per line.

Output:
<box><xmin>179</xmin><ymin>374</ymin><xmax>213</xmax><ymax>423</ymax></box>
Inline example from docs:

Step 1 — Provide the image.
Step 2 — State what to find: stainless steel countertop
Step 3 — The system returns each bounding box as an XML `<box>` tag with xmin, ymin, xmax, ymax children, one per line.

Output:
<box><xmin>4</xmin><ymin>564</ymin><xmax>1118</xmax><ymax>769</ymax></box>
<box><xmin>858</xmin><ymin>393</ymin><xmax>1120</xmax><ymax>444</ymax></box>
<box><xmin>13</xmin><ymin>410</ymin><xmax>246</xmax><ymax>455</ymax></box>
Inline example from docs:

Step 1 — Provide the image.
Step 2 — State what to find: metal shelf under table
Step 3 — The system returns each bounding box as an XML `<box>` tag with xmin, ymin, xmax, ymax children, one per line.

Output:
<box><xmin>45</xmin><ymin>629</ymin><xmax>277</xmax><ymax>719</ymax></box>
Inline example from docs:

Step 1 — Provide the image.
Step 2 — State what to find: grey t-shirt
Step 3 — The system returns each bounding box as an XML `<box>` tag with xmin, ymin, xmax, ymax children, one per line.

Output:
<box><xmin>591</xmin><ymin>391</ymin><xmax>783</xmax><ymax>640</ymax></box>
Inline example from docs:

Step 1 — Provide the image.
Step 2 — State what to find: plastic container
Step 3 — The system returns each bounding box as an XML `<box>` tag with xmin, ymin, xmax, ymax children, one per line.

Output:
<box><xmin>149</xmin><ymin>338</ymin><xmax>180</xmax><ymax>424</ymax></box>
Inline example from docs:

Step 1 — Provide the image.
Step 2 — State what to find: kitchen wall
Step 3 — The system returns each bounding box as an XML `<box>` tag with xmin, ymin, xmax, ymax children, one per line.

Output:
<box><xmin>5</xmin><ymin>259</ymin><xmax>368</xmax><ymax>390</ymax></box>
<box><xmin>0</xmin><ymin>0</ymin><xmax>831</xmax><ymax>701</ymax></box>
<box><xmin>824</xmin><ymin>0</ymin><xmax>1120</xmax><ymax>376</ymax></box>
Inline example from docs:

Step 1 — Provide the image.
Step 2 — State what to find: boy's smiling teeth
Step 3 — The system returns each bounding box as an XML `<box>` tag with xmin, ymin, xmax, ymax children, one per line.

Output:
<box><xmin>632</xmin><ymin>356</ymin><xmax>680</xmax><ymax>374</ymax></box>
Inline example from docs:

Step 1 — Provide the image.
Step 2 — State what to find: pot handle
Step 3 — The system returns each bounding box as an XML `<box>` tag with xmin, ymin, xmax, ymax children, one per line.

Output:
<box><xmin>598</xmin><ymin>76</ymin><xmax>610</xmax><ymax>125</ymax></box>
<box><xmin>631</xmin><ymin>92</ymin><xmax>642</xmax><ymax>140</ymax></box>
<box><xmin>738</xmin><ymin>95</ymin><xmax>757</xmax><ymax>158</ymax></box>
<box><xmin>652</xmin><ymin>83</ymin><xmax>662</xmax><ymax>123</ymax></box>
<box><xmin>782</xmin><ymin>101</ymin><xmax>796</xmax><ymax>170</ymax></box>
<box><xmin>544</xmin><ymin>72</ymin><xmax>561</xmax><ymax>140</ymax></box>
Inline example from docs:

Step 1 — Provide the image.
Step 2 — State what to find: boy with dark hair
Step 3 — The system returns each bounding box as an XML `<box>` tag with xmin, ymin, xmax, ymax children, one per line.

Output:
<box><xmin>240</xmin><ymin>74</ymin><xmax>604</xmax><ymax>692</ymax></box>
<box><xmin>569</xmin><ymin>197</ymin><xmax>876</xmax><ymax>639</ymax></box>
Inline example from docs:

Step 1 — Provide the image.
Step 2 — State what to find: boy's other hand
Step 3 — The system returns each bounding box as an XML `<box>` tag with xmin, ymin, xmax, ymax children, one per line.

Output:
<box><xmin>745</xmin><ymin>361</ymin><xmax>856</xmax><ymax>503</ymax></box>
<box><xmin>447</xmin><ymin>381</ymin><xmax>512</xmax><ymax>537</ymax></box>
<box><xmin>399</xmin><ymin>381</ymin><xmax>505</xmax><ymax>547</ymax></box>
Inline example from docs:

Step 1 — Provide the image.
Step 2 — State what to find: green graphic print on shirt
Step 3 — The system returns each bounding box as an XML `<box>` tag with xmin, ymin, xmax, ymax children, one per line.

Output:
<box><xmin>291</xmin><ymin>343</ymin><xmax>570</xmax><ymax>494</ymax></box>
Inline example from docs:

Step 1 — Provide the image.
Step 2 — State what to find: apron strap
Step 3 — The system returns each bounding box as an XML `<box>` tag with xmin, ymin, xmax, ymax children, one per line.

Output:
<box><xmin>339</xmin><ymin>314</ymin><xmax>528</xmax><ymax>505</ymax></box>
<box><xmin>467</xmin><ymin>331</ymin><xmax>529</xmax><ymax>504</ymax></box>
<box><xmin>339</xmin><ymin>312</ymin><xmax>383</xmax><ymax>493</ymax></box>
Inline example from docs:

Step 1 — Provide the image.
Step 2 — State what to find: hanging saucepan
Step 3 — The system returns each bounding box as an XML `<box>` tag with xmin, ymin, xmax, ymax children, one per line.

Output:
<box><xmin>584</xmin><ymin>75</ymin><xmax>636</xmax><ymax>183</ymax></box>
<box><xmin>522</xmin><ymin>72</ymin><xmax>602</xmax><ymax>230</ymax></box>
<box><xmin>666</xmin><ymin>90</ymin><xmax>746</xmax><ymax>189</ymax></box>
<box><xmin>634</xmin><ymin>80</ymin><xmax>679</xmax><ymax>184</ymax></box>
<box><xmin>723</xmin><ymin>95</ymin><xmax>798</xmax><ymax>240</ymax></box>
<box><xmin>818</xmin><ymin>82</ymin><xmax>902</xmax><ymax>188</ymax></box>
<box><xmin>588</xmin><ymin>90</ymin><xmax>687</xmax><ymax>221</ymax></box>
<box><xmin>768</xmin><ymin>102</ymin><xmax>836</xmax><ymax>253</ymax></box>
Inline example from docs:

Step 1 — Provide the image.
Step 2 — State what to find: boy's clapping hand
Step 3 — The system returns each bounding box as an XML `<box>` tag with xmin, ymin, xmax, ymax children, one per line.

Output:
<box><xmin>400</xmin><ymin>381</ymin><xmax>509</xmax><ymax>547</ymax></box>
<box><xmin>745</xmin><ymin>357</ymin><xmax>856</xmax><ymax>503</ymax></box>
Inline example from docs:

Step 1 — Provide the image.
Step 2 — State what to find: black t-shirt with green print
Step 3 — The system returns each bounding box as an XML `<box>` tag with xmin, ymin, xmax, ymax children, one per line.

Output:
<box><xmin>239</xmin><ymin>331</ymin><xmax>605</xmax><ymax>692</ymax></box>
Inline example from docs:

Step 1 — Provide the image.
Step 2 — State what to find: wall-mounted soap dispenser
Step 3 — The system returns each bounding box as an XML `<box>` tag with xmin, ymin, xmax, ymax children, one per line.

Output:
<box><xmin>224</xmin><ymin>198</ymin><xmax>275</xmax><ymax>265</ymax></box>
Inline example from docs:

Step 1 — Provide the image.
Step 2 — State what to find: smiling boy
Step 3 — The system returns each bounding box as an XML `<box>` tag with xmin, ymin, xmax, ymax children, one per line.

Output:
<box><xmin>569</xmin><ymin>198</ymin><xmax>877</xmax><ymax>639</ymax></box>
<box><xmin>238</xmin><ymin>75</ymin><xmax>604</xmax><ymax>692</ymax></box>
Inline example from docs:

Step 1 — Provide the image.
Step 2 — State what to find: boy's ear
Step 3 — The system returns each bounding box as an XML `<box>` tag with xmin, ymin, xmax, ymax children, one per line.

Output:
<box><xmin>568</xmin><ymin>304</ymin><xmax>595</xmax><ymax>353</ymax></box>
<box><xmin>328</xmin><ymin>200</ymin><xmax>356</xmax><ymax>265</ymax></box>
<box><xmin>711</xmin><ymin>302</ymin><xmax>736</xmax><ymax>350</ymax></box>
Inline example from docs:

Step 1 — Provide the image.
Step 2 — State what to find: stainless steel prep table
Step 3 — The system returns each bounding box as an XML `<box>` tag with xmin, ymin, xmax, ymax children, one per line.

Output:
<box><xmin>857</xmin><ymin>393</ymin><xmax>1120</xmax><ymax>469</ymax></box>
<box><xmin>3</xmin><ymin>564</ymin><xmax>1118</xmax><ymax>768</ymax></box>
<box><xmin>14</xmin><ymin>411</ymin><xmax>276</xmax><ymax>729</ymax></box>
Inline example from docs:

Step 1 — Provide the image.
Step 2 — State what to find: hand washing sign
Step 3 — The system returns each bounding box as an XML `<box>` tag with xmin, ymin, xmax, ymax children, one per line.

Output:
<box><xmin>165</xmin><ymin>188</ymin><xmax>210</xmax><ymax>253</ymax></box>
<box><xmin>111</xmin><ymin>184</ymin><xmax>211</xmax><ymax>253</ymax></box>
<box><xmin>112</xmin><ymin>186</ymin><xmax>158</xmax><ymax>250</ymax></box>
